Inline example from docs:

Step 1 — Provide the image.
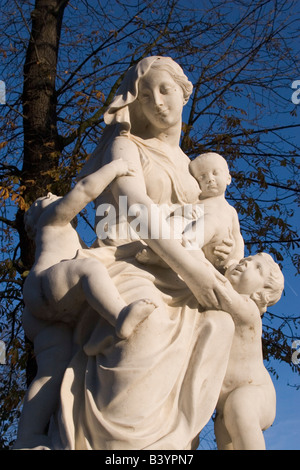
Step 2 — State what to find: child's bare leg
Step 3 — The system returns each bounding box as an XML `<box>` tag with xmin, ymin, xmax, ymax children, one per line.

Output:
<box><xmin>41</xmin><ymin>259</ymin><xmax>156</xmax><ymax>338</ymax></box>
<box><xmin>214</xmin><ymin>412</ymin><xmax>234</xmax><ymax>450</ymax></box>
<box><xmin>78</xmin><ymin>259</ymin><xmax>157</xmax><ymax>337</ymax></box>
<box><xmin>222</xmin><ymin>385</ymin><xmax>270</xmax><ymax>450</ymax></box>
<box><xmin>14</xmin><ymin>312</ymin><xmax>72</xmax><ymax>449</ymax></box>
<box><xmin>78</xmin><ymin>259</ymin><xmax>126</xmax><ymax>323</ymax></box>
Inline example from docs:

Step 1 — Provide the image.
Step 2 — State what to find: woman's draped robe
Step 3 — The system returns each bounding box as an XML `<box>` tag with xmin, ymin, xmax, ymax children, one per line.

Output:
<box><xmin>49</xmin><ymin>135</ymin><xmax>233</xmax><ymax>450</ymax></box>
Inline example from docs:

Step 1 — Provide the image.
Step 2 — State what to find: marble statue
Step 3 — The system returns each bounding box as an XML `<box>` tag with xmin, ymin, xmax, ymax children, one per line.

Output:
<box><xmin>14</xmin><ymin>160</ymin><xmax>157</xmax><ymax>450</ymax></box>
<box><xmin>14</xmin><ymin>56</ymin><xmax>284</xmax><ymax>451</ymax></box>
<box><xmin>214</xmin><ymin>253</ymin><xmax>284</xmax><ymax>449</ymax></box>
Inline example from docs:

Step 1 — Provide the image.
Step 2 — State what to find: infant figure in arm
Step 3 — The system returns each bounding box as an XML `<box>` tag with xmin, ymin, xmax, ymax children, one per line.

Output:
<box><xmin>137</xmin><ymin>152</ymin><xmax>244</xmax><ymax>272</ymax></box>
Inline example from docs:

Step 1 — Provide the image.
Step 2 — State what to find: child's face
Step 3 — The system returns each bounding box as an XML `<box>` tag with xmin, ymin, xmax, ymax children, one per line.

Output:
<box><xmin>225</xmin><ymin>254</ymin><xmax>270</xmax><ymax>295</ymax></box>
<box><xmin>192</xmin><ymin>156</ymin><xmax>231</xmax><ymax>198</ymax></box>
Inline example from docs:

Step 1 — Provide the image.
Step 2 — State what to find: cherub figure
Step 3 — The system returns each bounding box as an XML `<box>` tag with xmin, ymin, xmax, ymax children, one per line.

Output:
<box><xmin>14</xmin><ymin>159</ymin><xmax>157</xmax><ymax>450</ymax></box>
<box><xmin>213</xmin><ymin>253</ymin><xmax>284</xmax><ymax>450</ymax></box>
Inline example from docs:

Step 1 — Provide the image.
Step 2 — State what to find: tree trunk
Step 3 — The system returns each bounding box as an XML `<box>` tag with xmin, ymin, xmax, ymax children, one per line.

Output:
<box><xmin>18</xmin><ymin>0</ymin><xmax>68</xmax><ymax>268</ymax></box>
<box><xmin>17</xmin><ymin>0</ymin><xmax>68</xmax><ymax>384</ymax></box>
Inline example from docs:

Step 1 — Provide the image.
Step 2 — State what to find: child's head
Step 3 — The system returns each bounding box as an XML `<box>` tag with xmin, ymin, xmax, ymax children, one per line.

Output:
<box><xmin>226</xmin><ymin>253</ymin><xmax>284</xmax><ymax>314</ymax></box>
<box><xmin>189</xmin><ymin>152</ymin><xmax>231</xmax><ymax>198</ymax></box>
<box><xmin>24</xmin><ymin>193</ymin><xmax>61</xmax><ymax>239</ymax></box>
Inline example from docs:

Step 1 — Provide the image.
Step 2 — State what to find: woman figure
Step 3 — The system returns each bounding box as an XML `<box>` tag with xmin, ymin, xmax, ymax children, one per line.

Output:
<box><xmin>49</xmin><ymin>56</ymin><xmax>235</xmax><ymax>450</ymax></box>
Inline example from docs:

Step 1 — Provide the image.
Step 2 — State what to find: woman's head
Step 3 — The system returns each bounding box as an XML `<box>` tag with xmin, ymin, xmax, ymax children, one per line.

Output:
<box><xmin>79</xmin><ymin>57</ymin><xmax>193</xmax><ymax>179</ymax></box>
<box><xmin>148</xmin><ymin>57</ymin><xmax>193</xmax><ymax>104</ymax></box>
<box><xmin>135</xmin><ymin>66</ymin><xmax>187</xmax><ymax>135</ymax></box>
<box><xmin>104</xmin><ymin>56</ymin><xmax>193</xmax><ymax>134</ymax></box>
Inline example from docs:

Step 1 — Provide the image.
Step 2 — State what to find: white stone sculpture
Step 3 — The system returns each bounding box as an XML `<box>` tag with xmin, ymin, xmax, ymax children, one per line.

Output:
<box><xmin>214</xmin><ymin>253</ymin><xmax>284</xmax><ymax>450</ymax></box>
<box><xmin>15</xmin><ymin>56</ymin><xmax>284</xmax><ymax>451</ymax></box>
<box><xmin>14</xmin><ymin>159</ymin><xmax>157</xmax><ymax>450</ymax></box>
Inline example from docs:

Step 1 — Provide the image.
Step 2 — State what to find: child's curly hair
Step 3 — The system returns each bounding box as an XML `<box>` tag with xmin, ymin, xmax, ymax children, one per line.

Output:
<box><xmin>24</xmin><ymin>193</ymin><xmax>53</xmax><ymax>240</ymax></box>
<box><xmin>250</xmin><ymin>253</ymin><xmax>284</xmax><ymax>314</ymax></box>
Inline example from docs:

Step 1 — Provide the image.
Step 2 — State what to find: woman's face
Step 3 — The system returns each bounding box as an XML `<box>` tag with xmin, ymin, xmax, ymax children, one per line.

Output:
<box><xmin>137</xmin><ymin>68</ymin><xmax>184</xmax><ymax>132</ymax></box>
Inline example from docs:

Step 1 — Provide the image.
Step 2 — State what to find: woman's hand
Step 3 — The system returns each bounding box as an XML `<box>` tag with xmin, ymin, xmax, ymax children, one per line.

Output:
<box><xmin>187</xmin><ymin>259</ymin><xmax>233</xmax><ymax>311</ymax></box>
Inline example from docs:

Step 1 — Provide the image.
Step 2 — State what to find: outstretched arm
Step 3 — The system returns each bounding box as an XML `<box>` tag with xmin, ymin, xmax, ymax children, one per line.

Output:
<box><xmin>46</xmin><ymin>159</ymin><xmax>136</xmax><ymax>227</ymax></box>
<box><xmin>197</xmin><ymin>262</ymin><xmax>258</xmax><ymax>323</ymax></box>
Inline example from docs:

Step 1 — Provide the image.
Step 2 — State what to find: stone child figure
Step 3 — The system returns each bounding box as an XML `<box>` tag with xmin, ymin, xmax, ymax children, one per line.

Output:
<box><xmin>185</xmin><ymin>152</ymin><xmax>244</xmax><ymax>270</ymax></box>
<box><xmin>137</xmin><ymin>152</ymin><xmax>244</xmax><ymax>272</ymax></box>
<box><xmin>213</xmin><ymin>253</ymin><xmax>284</xmax><ymax>450</ymax></box>
<box><xmin>14</xmin><ymin>159</ymin><xmax>157</xmax><ymax>450</ymax></box>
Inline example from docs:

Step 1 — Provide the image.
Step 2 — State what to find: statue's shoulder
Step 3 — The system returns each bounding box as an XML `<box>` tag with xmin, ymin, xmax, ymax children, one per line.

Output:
<box><xmin>106</xmin><ymin>133</ymin><xmax>140</xmax><ymax>162</ymax></box>
<box><xmin>111</xmin><ymin>134</ymin><xmax>139</xmax><ymax>150</ymax></box>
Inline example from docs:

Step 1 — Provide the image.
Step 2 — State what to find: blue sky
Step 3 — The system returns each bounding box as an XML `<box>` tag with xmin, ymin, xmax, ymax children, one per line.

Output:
<box><xmin>1</xmin><ymin>0</ymin><xmax>299</xmax><ymax>449</ymax></box>
<box><xmin>257</xmin><ymin>81</ymin><xmax>300</xmax><ymax>450</ymax></box>
<box><xmin>264</xmin><ymin>365</ymin><xmax>300</xmax><ymax>450</ymax></box>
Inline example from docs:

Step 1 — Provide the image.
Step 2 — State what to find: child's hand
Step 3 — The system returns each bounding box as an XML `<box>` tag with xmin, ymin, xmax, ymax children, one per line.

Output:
<box><xmin>112</xmin><ymin>159</ymin><xmax>137</xmax><ymax>177</ymax></box>
<box><xmin>213</xmin><ymin>238</ymin><xmax>234</xmax><ymax>266</ymax></box>
<box><xmin>191</xmin><ymin>204</ymin><xmax>203</xmax><ymax>220</ymax></box>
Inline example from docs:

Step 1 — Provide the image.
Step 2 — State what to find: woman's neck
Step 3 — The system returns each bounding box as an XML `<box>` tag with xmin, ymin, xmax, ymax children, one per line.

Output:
<box><xmin>139</xmin><ymin>120</ymin><xmax>182</xmax><ymax>148</ymax></box>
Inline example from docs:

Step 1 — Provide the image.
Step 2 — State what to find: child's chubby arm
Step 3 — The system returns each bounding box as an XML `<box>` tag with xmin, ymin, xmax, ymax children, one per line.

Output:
<box><xmin>227</xmin><ymin>207</ymin><xmax>244</xmax><ymax>267</ymax></box>
<box><xmin>213</xmin><ymin>207</ymin><xmax>244</xmax><ymax>270</ymax></box>
<box><xmin>46</xmin><ymin>159</ymin><xmax>137</xmax><ymax>227</ymax></box>
<box><xmin>218</xmin><ymin>279</ymin><xmax>258</xmax><ymax>325</ymax></box>
<box><xmin>213</xmin><ymin>264</ymin><xmax>260</xmax><ymax>325</ymax></box>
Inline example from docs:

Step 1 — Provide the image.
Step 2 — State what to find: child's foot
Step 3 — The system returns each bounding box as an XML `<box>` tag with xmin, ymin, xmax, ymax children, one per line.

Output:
<box><xmin>136</xmin><ymin>248</ymin><xmax>156</xmax><ymax>264</ymax></box>
<box><xmin>116</xmin><ymin>299</ymin><xmax>157</xmax><ymax>339</ymax></box>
